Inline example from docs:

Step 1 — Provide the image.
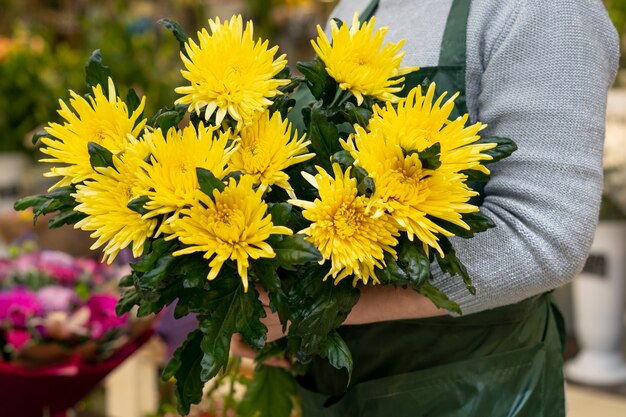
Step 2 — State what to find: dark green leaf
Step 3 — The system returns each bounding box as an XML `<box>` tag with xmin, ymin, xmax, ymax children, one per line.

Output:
<box><xmin>158</xmin><ymin>19</ymin><xmax>190</xmax><ymax>58</ymax></box>
<box><xmin>237</xmin><ymin>365</ymin><xmax>297</xmax><ymax>417</ymax></box>
<box><xmin>14</xmin><ymin>186</ymin><xmax>77</xmax><ymax>223</ymax></box>
<box><xmin>398</xmin><ymin>240</ymin><xmax>431</xmax><ymax>290</ymax></box>
<box><xmin>478</xmin><ymin>136</ymin><xmax>518</xmax><ymax>164</ymax></box>
<box><xmin>418</xmin><ymin>282</ymin><xmax>461</xmax><ymax>315</ymax></box>
<box><xmin>272</xmin><ymin>234</ymin><xmax>322</xmax><ymax>269</ymax></box>
<box><xmin>319</xmin><ymin>330</ymin><xmax>353</xmax><ymax>383</ymax></box>
<box><xmin>253</xmin><ymin>259</ymin><xmax>290</xmax><ymax>330</ymax></box>
<box><xmin>131</xmin><ymin>238</ymin><xmax>178</xmax><ymax>273</ymax></box>
<box><xmin>285</xmin><ymin>268</ymin><xmax>359</xmax><ymax>363</ymax></box>
<box><xmin>162</xmin><ymin>329</ymin><xmax>206</xmax><ymax>415</ymax></box>
<box><xmin>339</xmin><ymin>102</ymin><xmax>372</xmax><ymax>127</ymax></box>
<box><xmin>85</xmin><ymin>50</ymin><xmax>112</xmax><ymax>94</ymax></box>
<box><xmin>308</xmin><ymin>101</ymin><xmax>341</xmax><ymax>170</ymax></box>
<box><xmin>296</xmin><ymin>58</ymin><xmax>335</xmax><ymax>102</ymax></box>
<box><xmin>430</xmin><ymin>211</ymin><xmax>495</xmax><ymax>239</ymax></box>
<box><xmin>409</xmin><ymin>142</ymin><xmax>441</xmax><ymax>170</ymax></box>
<box><xmin>150</xmin><ymin>109</ymin><xmax>183</xmax><ymax>132</ymax></box>
<box><xmin>375</xmin><ymin>253</ymin><xmax>410</xmax><ymax>285</ymax></box>
<box><xmin>268</xmin><ymin>203</ymin><xmax>293</xmax><ymax>228</ymax></box>
<box><xmin>331</xmin><ymin>17</ymin><xmax>344</xmax><ymax>29</ymax></box>
<box><xmin>47</xmin><ymin>209</ymin><xmax>86</xmax><ymax>229</ymax></box>
<box><xmin>460</xmin><ymin>168</ymin><xmax>490</xmax><ymax>182</ymax></box>
<box><xmin>125</xmin><ymin>88</ymin><xmax>142</xmax><ymax>115</ymax></box>
<box><xmin>118</xmin><ymin>274</ymin><xmax>134</xmax><ymax>288</ymax></box>
<box><xmin>434</xmin><ymin>237</ymin><xmax>475</xmax><ymax>295</ymax></box>
<box><xmin>197</xmin><ymin>278</ymin><xmax>266</xmax><ymax>381</ymax></box>
<box><xmin>196</xmin><ymin>167</ymin><xmax>225</xmax><ymax>199</ymax></box>
<box><xmin>116</xmin><ymin>288</ymin><xmax>140</xmax><ymax>316</ymax></box>
<box><xmin>331</xmin><ymin>150</ymin><xmax>355</xmax><ymax>168</ymax></box>
<box><xmin>127</xmin><ymin>196</ymin><xmax>150</xmax><ymax>216</ymax></box>
<box><xmin>32</xmin><ymin>129</ymin><xmax>52</xmax><ymax>145</ymax></box>
<box><xmin>88</xmin><ymin>142</ymin><xmax>115</xmax><ymax>169</ymax></box>
<box><xmin>353</xmin><ymin>166</ymin><xmax>375</xmax><ymax>197</ymax></box>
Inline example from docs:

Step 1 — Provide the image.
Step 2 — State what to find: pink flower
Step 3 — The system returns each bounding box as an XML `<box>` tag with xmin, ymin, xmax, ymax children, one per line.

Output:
<box><xmin>86</xmin><ymin>294</ymin><xmax>126</xmax><ymax>339</ymax></box>
<box><xmin>0</xmin><ymin>289</ymin><xmax>42</xmax><ymax>327</ymax></box>
<box><xmin>5</xmin><ymin>328</ymin><xmax>31</xmax><ymax>350</ymax></box>
<box><xmin>36</xmin><ymin>286</ymin><xmax>77</xmax><ymax>313</ymax></box>
<box><xmin>38</xmin><ymin>251</ymin><xmax>81</xmax><ymax>284</ymax></box>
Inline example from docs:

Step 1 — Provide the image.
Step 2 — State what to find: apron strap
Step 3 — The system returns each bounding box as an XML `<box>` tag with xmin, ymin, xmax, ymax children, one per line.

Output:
<box><xmin>438</xmin><ymin>0</ymin><xmax>471</xmax><ymax>78</ymax></box>
<box><xmin>360</xmin><ymin>0</ymin><xmax>379</xmax><ymax>21</ymax></box>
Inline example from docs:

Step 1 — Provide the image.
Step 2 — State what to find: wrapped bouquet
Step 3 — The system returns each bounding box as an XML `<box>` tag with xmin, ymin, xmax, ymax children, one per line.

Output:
<box><xmin>0</xmin><ymin>246</ymin><xmax>153</xmax><ymax>417</ymax></box>
<box><xmin>15</xmin><ymin>12</ymin><xmax>516</xmax><ymax>416</ymax></box>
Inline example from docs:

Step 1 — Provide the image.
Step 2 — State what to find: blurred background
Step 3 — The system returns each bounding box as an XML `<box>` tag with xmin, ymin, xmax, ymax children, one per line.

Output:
<box><xmin>0</xmin><ymin>0</ymin><xmax>624</xmax><ymax>416</ymax></box>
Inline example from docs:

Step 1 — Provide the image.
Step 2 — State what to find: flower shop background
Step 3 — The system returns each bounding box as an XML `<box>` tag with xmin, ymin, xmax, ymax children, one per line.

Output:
<box><xmin>1</xmin><ymin>1</ymin><xmax>625</xmax><ymax>417</ymax></box>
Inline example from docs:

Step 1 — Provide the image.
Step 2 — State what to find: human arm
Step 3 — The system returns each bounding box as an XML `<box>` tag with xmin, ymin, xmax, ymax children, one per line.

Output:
<box><xmin>428</xmin><ymin>0</ymin><xmax>620</xmax><ymax>315</ymax></box>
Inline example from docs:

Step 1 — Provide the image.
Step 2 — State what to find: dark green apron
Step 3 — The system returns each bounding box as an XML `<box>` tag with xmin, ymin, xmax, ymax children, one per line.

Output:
<box><xmin>296</xmin><ymin>1</ymin><xmax>567</xmax><ymax>416</ymax></box>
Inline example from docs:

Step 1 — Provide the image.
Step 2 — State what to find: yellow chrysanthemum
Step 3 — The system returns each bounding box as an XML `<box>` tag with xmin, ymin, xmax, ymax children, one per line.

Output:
<box><xmin>40</xmin><ymin>78</ymin><xmax>146</xmax><ymax>190</ymax></box>
<box><xmin>343</xmin><ymin>84</ymin><xmax>496</xmax><ymax>255</ymax></box>
<box><xmin>228</xmin><ymin>110</ymin><xmax>314</xmax><ymax>196</ymax></box>
<box><xmin>72</xmin><ymin>138</ymin><xmax>158</xmax><ymax>264</ymax></box>
<box><xmin>289</xmin><ymin>164</ymin><xmax>399</xmax><ymax>286</ymax></box>
<box><xmin>137</xmin><ymin>123</ymin><xmax>237</xmax><ymax>225</ymax></box>
<box><xmin>175</xmin><ymin>15</ymin><xmax>289</xmax><ymax>129</ymax></box>
<box><xmin>171</xmin><ymin>176</ymin><xmax>292</xmax><ymax>291</ymax></box>
<box><xmin>366</xmin><ymin>84</ymin><xmax>495</xmax><ymax>175</ymax></box>
<box><xmin>311</xmin><ymin>13</ymin><xmax>418</xmax><ymax>105</ymax></box>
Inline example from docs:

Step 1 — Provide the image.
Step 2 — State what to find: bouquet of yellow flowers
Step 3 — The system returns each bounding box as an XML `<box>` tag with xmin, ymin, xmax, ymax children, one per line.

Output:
<box><xmin>15</xmin><ymin>13</ymin><xmax>516</xmax><ymax>417</ymax></box>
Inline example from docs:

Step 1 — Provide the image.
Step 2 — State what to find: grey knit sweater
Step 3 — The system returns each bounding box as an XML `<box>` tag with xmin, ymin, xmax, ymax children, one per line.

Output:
<box><xmin>330</xmin><ymin>0</ymin><xmax>620</xmax><ymax>315</ymax></box>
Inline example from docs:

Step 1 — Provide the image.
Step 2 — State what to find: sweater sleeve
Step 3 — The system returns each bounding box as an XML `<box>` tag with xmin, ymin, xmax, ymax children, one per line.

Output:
<box><xmin>430</xmin><ymin>0</ymin><xmax>621</xmax><ymax>315</ymax></box>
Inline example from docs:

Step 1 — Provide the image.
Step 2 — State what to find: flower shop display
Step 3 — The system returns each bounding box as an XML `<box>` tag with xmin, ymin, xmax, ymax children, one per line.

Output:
<box><xmin>15</xmin><ymin>12</ymin><xmax>516</xmax><ymax>417</ymax></box>
<box><xmin>0</xmin><ymin>247</ymin><xmax>154</xmax><ymax>416</ymax></box>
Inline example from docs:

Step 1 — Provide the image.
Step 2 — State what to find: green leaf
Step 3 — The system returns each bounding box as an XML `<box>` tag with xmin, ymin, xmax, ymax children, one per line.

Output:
<box><xmin>125</xmin><ymin>88</ymin><xmax>142</xmax><ymax>114</ymax></box>
<box><xmin>397</xmin><ymin>240</ymin><xmax>431</xmax><ymax>290</ymax></box>
<box><xmin>127</xmin><ymin>195</ymin><xmax>150</xmax><ymax>216</ymax></box>
<box><xmin>88</xmin><ymin>142</ymin><xmax>115</xmax><ymax>169</ymax></box>
<box><xmin>237</xmin><ymin>365</ymin><xmax>297</xmax><ymax>417</ymax></box>
<box><xmin>253</xmin><ymin>259</ymin><xmax>290</xmax><ymax>330</ymax></box>
<box><xmin>150</xmin><ymin>109</ymin><xmax>183</xmax><ymax>132</ymax></box>
<box><xmin>418</xmin><ymin>283</ymin><xmax>461</xmax><ymax>315</ymax></box>
<box><xmin>331</xmin><ymin>150</ymin><xmax>355</xmax><ymax>168</ymax></box>
<box><xmin>408</xmin><ymin>142</ymin><xmax>441</xmax><ymax>170</ymax></box>
<box><xmin>460</xmin><ymin>168</ymin><xmax>490</xmax><ymax>182</ymax></box>
<box><xmin>478</xmin><ymin>136</ymin><xmax>518</xmax><ymax>164</ymax></box>
<box><xmin>14</xmin><ymin>186</ymin><xmax>77</xmax><ymax>223</ymax></box>
<box><xmin>32</xmin><ymin>129</ymin><xmax>52</xmax><ymax>145</ymax></box>
<box><xmin>47</xmin><ymin>209</ymin><xmax>86</xmax><ymax>229</ymax></box>
<box><xmin>296</xmin><ymin>58</ymin><xmax>335</xmax><ymax>102</ymax></box>
<box><xmin>376</xmin><ymin>253</ymin><xmax>410</xmax><ymax>285</ymax></box>
<box><xmin>197</xmin><ymin>278</ymin><xmax>266</xmax><ymax>381</ymax></box>
<box><xmin>132</xmin><ymin>238</ymin><xmax>178</xmax><ymax>273</ymax></box>
<box><xmin>430</xmin><ymin>211</ymin><xmax>495</xmax><ymax>239</ymax></box>
<box><xmin>162</xmin><ymin>329</ymin><xmax>206</xmax><ymax>415</ymax></box>
<box><xmin>116</xmin><ymin>287</ymin><xmax>140</xmax><ymax>316</ymax></box>
<box><xmin>158</xmin><ymin>19</ymin><xmax>190</xmax><ymax>58</ymax></box>
<box><xmin>319</xmin><ymin>330</ymin><xmax>353</xmax><ymax>383</ymax></box>
<box><xmin>268</xmin><ymin>203</ymin><xmax>293</xmax><ymax>228</ymax></box>
<box><xmin>272</xmin><ymin>234</ymin><xmax>322</xmax><ymax>269</ymax></box>
<box><xmin>196</xmin><ymin>167</ymin><xmax>225</xmax><ymax>198</ymax></box>
<box><xmin>340</xmin><ymin>102</ymin><xmax>372</xmax><ymax>127</ymax></box>
<box><xmin>85</xmin><ymin>49</ymin><xmax>112</xmax><ymax>94</ymax></box>
<box><xmin>308</xmin><ymin>101</ymin><xmax>341</xmax><ymax>170</ymax></box>
<box><xmin>434</xmin><ymin>237</ymin><xmax>475</xmax><ymax>295</ymax></box>
<box><xmin>118</xmin><ymin>274</ymin><xmax>134</xmax><ymax>288</ymax></box>
<box><xmin>285</xmin><ymin>268</ymin><xmax>359</xmax><ymax>363</ymax></box>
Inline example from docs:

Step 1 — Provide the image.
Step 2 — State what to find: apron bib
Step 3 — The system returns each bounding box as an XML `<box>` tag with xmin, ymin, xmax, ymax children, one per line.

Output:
<box><xmin>296</xmin><ymin>1</ymin><xmax>567</xmax><ymax>416</ymax></box>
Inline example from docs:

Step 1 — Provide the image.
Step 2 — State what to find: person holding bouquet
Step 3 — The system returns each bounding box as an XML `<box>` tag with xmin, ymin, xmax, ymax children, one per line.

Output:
<box><xmin>232</xmin><ymin>0</ymin><xmax>620</xmax><ymax>416</ymax></box>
